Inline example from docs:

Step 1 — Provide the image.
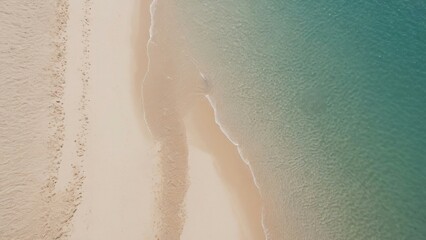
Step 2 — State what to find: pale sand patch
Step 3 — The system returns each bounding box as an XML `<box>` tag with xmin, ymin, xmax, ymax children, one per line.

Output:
<box><xmin>68</xmin><ymin>0</ymin><xmax>156</xmax><ymax>239</ymax></box>
<box><xmin>182</xmin><ymin>146</ymin><xmax>241</xmax><ymax>240</ymax></box>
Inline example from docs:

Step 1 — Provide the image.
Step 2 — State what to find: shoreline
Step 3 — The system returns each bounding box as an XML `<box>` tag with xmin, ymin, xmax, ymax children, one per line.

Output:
<box><xmin>142</xmin><ymin>1</ymin><xmax>266</xmax><ymax>239</ymax></box>
<box><xmin>205</xmin><ymin>94</ymin><xmax>262</xmax><ymax>190</ymax></box>
<box><xmin>204</xmin><ymin>95</ymin><xmax>267</xmax><ymax>236</ymax></box>
<box><xmin>186</xmin><ymin>96</ymin><xmax>267</xmax><ymax>240</ymax></box>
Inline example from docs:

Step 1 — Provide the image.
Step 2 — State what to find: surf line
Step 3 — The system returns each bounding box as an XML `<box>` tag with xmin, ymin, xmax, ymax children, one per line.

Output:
<box><xmin>199</xmin><ymin>70</ymin><xmax>270</xmax><ymax>240</ymax></box>
<box><xmin>141</xmin><ymin>0</ymin><xmax>158</xmax><ymax>138</ymax></box>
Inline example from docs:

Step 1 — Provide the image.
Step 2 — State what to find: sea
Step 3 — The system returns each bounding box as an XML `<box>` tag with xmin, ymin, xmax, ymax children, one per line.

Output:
<box><xmin>173</xmin><ymin>1</ymin><xmax>426</xmax><ymax>239</ymax></box>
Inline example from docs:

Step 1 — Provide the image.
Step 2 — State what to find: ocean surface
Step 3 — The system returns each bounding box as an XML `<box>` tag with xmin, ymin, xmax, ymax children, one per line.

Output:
<box><xmin>174</xmin><ymin>1</ymin><xmax>426</xmax><ymax>239</ymax></box>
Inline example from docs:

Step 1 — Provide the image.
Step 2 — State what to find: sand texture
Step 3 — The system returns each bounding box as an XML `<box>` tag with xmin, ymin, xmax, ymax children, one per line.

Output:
<box><xmin>0</xmin><ymin>1</ymin><xmax>85</xmax><ymax>239</ymax></box>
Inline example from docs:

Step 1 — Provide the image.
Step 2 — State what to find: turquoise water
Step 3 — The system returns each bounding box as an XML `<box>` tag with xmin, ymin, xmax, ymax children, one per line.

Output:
<box><xmin>175</xmin><ymin>1</ymin><xmax>426</xmax><ymax>239</ymax></box>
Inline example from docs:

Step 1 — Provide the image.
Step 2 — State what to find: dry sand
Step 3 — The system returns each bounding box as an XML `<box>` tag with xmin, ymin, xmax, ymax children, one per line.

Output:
<box><xmin>1</xmin><ymin>1</ymin><xmax>84</xmax><ymax>239</ymax></box>
<box><xmin>0</xmin><ymin>0</ymin><xmax>265</xmax><ymax>239</ymax></box>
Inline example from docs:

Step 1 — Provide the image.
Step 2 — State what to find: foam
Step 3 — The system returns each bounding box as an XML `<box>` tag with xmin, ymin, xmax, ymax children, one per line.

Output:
<box><xmin>141</xmin><ymin>0</ymin><xmax>158</xmax><ymax>138</ymax></box>
<box><xmin>200</xmin><ymin>72</ymin><xmax>270</xmax><ymax>240</ymax></box>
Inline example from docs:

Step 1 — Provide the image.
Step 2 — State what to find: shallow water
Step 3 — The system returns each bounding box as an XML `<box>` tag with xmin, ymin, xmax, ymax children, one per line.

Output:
<box><xmin>175</xmin><ymin>1</ymin><xmax>426</xmax><ymax>239</ymax></box>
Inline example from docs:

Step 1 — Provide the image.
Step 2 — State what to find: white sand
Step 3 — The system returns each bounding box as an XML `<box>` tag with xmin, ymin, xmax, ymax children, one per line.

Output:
<box><xmin>1</xmin><ymin>0</ymin><xmax>264</xmax><ymax>239</ymax></box>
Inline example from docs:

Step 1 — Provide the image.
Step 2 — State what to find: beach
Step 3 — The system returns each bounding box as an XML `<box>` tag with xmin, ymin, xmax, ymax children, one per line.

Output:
<box><xmin>4</xmin><ymin>0</ymin><xmax>425</xmax><ymax>239</ymax></box>
<box><xmin>1</xmin><ymin>0</ymin><xmax>265</xmax><ymax>239</ymax></box>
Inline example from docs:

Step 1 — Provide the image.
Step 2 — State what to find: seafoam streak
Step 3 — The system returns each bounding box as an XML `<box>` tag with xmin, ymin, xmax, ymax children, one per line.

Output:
<box><xmin>141</xmin><ymin>0</ymin><xmax>157</xmax><ymax>138</ymax></box>
<box><xmin>200</xmin><ymin>72</ymin><xmax>270</xmax><ymax>240</ymax></box>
